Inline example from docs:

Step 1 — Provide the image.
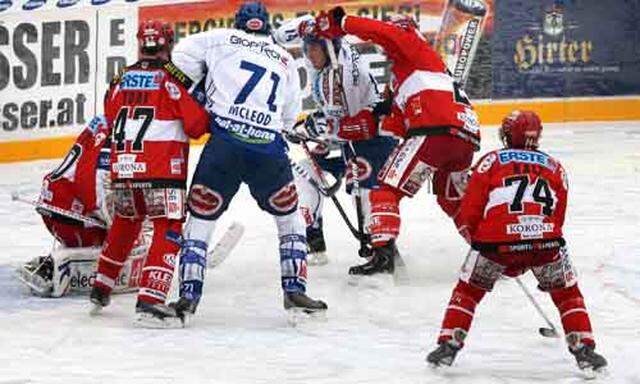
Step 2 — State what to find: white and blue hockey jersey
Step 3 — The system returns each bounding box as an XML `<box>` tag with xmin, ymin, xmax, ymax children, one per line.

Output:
<box><xmin>172</xmin><ymin>29</ymin><xmax>301</xmax><ymax>154</ymax></box>
<box><xmin>273</xmin><ymin>16</ymin><xmax>381</xmax><ymax>140</ymax></box>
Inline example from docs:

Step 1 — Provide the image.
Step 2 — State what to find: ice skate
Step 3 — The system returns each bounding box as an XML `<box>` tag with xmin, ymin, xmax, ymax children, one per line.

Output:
<box><xmin>284</xmin><ymin>292</ymin><xmax>327</xmax><ymax>325</ymax></box>
<box><xmin>426</xmin><ymin>340</ymin><xmax>461</xmax><ymax>368</ymax></box>
<box><xmin>133</xmin><ymin>300</ymin><xmax>185</xmax><ymax>329</ymax></box>
<box><xmin>569</xmin><ymin>344</ymin><xmax>608</xmax><ymax>378</ymax></box>
<box><xmin>89</xmin><ymin>286</ymin><xmax>111</xmax><ymax>316</ymax></box>
<box><xmin>348</xmin><ymin>240</ymin><xmax>396</xmax><ymax>276</ymax></box>
<box><xmin>169</xmin><ymin>297</ymin><xmax>199</xmax><ymax>327</ymax></box>
<box><xmin>306</xmin><ymin>221</ymin><xmax>328</xmax><ymax>266</ymax></box>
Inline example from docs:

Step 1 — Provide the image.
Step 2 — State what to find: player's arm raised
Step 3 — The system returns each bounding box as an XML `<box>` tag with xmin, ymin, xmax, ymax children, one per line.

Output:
<box><xmin>315</xmin><ymin>7</ymin><xmax>433</xmax><ymax>64</ymax></box>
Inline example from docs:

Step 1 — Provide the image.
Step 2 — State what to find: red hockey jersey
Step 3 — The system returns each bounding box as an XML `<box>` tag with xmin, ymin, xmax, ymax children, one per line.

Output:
<box><xmin>104</xmin><ymin>60</ymin><xmax>208</xmax><ymax>188</ymax></box>
<box><xmin>459</xmin><ymin>149</ymin><xmax>568</xmax><ymax>244</ymax></box>
<box><xmin>343</xmin><ymin>16</ymin><xmax>480</xmax><ymax>147</ymax></box>
<box><xmin>40</xmin><ymin>115</ymin><xmax>111</xmax><ymax>218</ymax></box>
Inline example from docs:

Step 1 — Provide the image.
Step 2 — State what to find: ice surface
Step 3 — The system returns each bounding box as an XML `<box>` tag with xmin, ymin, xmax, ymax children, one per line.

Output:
<box><xmin>0</xmin><ymin>121</ymin><xmax>639</xmax><ymax>383</ymax></box>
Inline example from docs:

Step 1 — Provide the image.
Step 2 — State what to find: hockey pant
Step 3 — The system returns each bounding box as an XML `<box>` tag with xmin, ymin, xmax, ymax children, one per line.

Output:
<box><xmin>436</xmin><ymin>246</ymin><xmax>595</xmax><ymax>349</ymax></box>
<box><xmin>370</xmin><ymin>135</ymin><xmax>475</xmax><ymax>246</ymax></box>
<box><xmin>94</xmin><ymin>188</ymin><xmax>186</xmax><ymax>305</ymax></box>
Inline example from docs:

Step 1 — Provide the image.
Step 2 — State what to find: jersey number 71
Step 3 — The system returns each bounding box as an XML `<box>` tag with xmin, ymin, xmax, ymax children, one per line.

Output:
<box><xmin>234</xmin><ymin>60</ymin><xmax>280</xmax><ymax>112</ymax></box>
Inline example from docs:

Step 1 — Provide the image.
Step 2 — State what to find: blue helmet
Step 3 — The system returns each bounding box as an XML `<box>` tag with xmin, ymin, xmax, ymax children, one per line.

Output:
<box><xmin>234</xmin><ymin>1</ymin><xmax>271</xmax><ymax>35</ymax></box>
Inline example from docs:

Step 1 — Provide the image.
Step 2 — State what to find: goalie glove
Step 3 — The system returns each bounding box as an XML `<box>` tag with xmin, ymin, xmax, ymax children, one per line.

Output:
<box><xmin>337</xmin><ymin>109</ymin><xmax>378</xmax><ymax>141</ymax></box>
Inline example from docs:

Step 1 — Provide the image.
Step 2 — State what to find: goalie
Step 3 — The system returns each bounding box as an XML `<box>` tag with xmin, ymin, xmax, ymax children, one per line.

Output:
<box><xmin>16</xmin><ymin>115</ymin><xmax>149</xmax><ymax>298</ymax></box>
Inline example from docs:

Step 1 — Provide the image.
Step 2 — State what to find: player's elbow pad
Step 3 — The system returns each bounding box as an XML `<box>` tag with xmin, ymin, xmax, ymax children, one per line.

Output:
<box><xmin>338</xmin><ymin>109</ymin><xmax>377</xmax><ymax>141</ymax></box>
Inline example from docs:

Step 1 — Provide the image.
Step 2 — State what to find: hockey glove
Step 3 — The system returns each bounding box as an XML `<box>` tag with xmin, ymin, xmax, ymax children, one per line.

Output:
<box><xmin>297</xmin><ymin>19</ymin><xmax>316</xmax><ymax>39</ymax></box>
<box><xmin>315</xmin><ymin>7</ymin><xmax>347</xmax><ymax>39</ymax></box>
<box><xmin>338</xmin><ymin>109</ymin><xmax>377</xmax><ymax>141</ymax></box>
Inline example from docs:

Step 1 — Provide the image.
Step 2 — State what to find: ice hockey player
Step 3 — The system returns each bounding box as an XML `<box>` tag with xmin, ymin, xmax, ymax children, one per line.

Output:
<box><xmin>169</xmin><ymin>1</ymin><xmax>327</xmax><ymax>321</ymax></box>
<box><xmin>273</xmin><ymin>15</ymin><xmax>397</xmax><ymax>265</ymax></box>
<box><xmin>90</xmin><ymin>20</ymin><xmax>209</xmax><ymax>327</ymax></box>
<box><xmin>17</xmin><ymin>115</ymin><xmax>113</xmax><ymax>297</ymax></box>
<box><xmin>314</xmin><ymin>8</ymin><xmax>481</xmax><ymax>276</ymax></box>
<box><xmin>426</xmin><ymin>111</ymin><xmax>607</xmax><ymax>375</ymax></box>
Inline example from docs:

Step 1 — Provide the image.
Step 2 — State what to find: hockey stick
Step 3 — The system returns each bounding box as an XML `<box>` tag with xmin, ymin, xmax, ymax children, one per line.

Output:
<box><xmin>325</xmin><ymin>38</ymin><xmax>370</xmax><ymax>256</ymax></box>
<box><xmin>514</xmin><ymin>277</ymin><xmax>560</xmax><ymax>338</ymax></box>
<box><xmin>206</xmin><ymin>221</ymin><xmax>244</xmax><ymax>268</ymax></box>
<box><xmin>344</xmin><ymin>142</ymin><xmax>371</xmax><ymax>258</ymax></box>
<box><xmin>290</xmin><ymin>159</ymin><xmax>341</xmax><ymax>198</ymax></box>
<box><xmin>296</xmin><ymin>138</ymin><xmax>364</xmax><ymax>242</ymax></box>
<box><xmin>11</xmin><ymin>192</ymin><xmax>107</xmax><ymax>229</ymax></box>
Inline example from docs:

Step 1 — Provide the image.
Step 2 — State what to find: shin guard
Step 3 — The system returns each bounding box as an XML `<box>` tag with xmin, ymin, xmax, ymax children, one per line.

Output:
<box><xmin>437</xmin><ymin>280</ymin><xmax>487</xmax><ymax>346</ymax></box>
<box><xmin>550</xmin><ymin>284</ymin><xmax>595</xmax><ymax>348</ymax></box>
<box><xmin>275</xmin><ymin>211</ymin><xmax>308</xmax><ymax>293</ymax></box>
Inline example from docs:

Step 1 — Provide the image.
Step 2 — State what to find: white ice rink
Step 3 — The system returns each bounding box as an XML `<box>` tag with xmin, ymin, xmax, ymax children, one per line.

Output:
<box><xmin>0</xmin><ymin>121</ymin><xmax>639</xmax><ymax>383</ymax></box>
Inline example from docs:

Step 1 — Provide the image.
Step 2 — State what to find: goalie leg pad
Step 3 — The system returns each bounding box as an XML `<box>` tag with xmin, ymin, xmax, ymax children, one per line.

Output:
<box><xmin>437</xmin><ymin>279</ymin><xmax>486</xmax><ymax>346</ymax></box>
<box><xmin>275</xmin><ymin>211</ymin><xmax>308</xmax><ymax>294</ymax></box>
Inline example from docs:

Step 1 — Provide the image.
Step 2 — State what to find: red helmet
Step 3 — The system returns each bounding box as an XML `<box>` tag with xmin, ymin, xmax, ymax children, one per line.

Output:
<box><xmin>499</xmin><ymin>110</ymin><xmax>543</xmax><ymax>150</ymax></box>
<box><xmin>137</xmin><ymin>20</ymin><xmax>174</xmax><ymax>51</ymax></box>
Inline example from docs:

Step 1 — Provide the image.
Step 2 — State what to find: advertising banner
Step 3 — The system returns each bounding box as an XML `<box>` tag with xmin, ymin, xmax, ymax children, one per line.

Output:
<box><xmin>0</xmin><ymin>7</ymin><xmax>96</xmax><ymax>141</ymax></box>
<box><xmin>139</xmin><ymin>0</ymin><xmax>495</xmax><ymax>100</ymax></box>
<box><xmin>492</xmin><ymin>0</ymin><xmax>640</xmax><ymax>98</ymax></box>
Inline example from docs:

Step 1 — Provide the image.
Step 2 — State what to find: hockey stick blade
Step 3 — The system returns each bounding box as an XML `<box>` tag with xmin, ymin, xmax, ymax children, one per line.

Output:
<box><xmin>207</xmin><ymin>222</ymin><xmax>245</xmax><ymax>268</ymax></box>
<box><xmin>539</xmin><ymin>327</ymin><xmax>560</xmax><ymax>338</ymax></box>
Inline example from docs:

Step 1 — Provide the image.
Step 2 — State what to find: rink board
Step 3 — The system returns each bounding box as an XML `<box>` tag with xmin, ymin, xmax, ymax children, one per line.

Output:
<box><xmin>1</xmin><ymin>96</ymin><xmax>638</xmax><ymax>163</ymax></box>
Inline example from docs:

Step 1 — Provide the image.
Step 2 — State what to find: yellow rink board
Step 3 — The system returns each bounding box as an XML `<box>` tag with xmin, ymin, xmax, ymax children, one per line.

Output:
<box><xmin>1</xmin><ymin>96</ymin><xmax>639</xmax><ymax>163</ymax></box>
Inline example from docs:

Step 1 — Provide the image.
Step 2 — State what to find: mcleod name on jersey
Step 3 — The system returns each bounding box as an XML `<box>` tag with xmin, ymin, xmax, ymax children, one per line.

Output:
<box><xmin>172</xmin><ymin>29</ymin><xmax>301</xmax><ymax>155</ymax></box>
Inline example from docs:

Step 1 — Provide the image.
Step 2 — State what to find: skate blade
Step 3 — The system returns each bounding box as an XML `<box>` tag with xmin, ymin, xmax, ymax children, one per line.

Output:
<box><xmin>307</xmin><ymin>252</ymin><xmax>329</xmax><ymax>266</ymax></box>
<box><xmin>132</xmin><ymin>312</ymin><xmax>185</xmax><ymax>329</ymax></box>
<box><xmin>581</xmin><ymin>366</ymin><xmax>609</xmax><ymax>381</ymax></box>
<box><xmin>89</xmin><ymin>303</ymin><xmax>104</xmax><ymax>317</ymax></box>
<box><xmin>286</xmin><ymin>307</ymin><xmax>327</xmax><ymax>327</ymax></box>
<box><xmin>347</xmin><ymin>273</ymin><xmax>393</xmax><ymax>289</ymax></box>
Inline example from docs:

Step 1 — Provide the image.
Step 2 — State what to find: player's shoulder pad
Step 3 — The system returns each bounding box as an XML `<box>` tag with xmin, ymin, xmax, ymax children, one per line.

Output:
<box><xmin>474</xmin><ymin>150</ymin><xmax>499</xmax><ymax>174</ymax></box>
<box><xmin>163</xmin><ymin>61</ymin><xmax>194</xmax><ymax>89</ymax></box>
